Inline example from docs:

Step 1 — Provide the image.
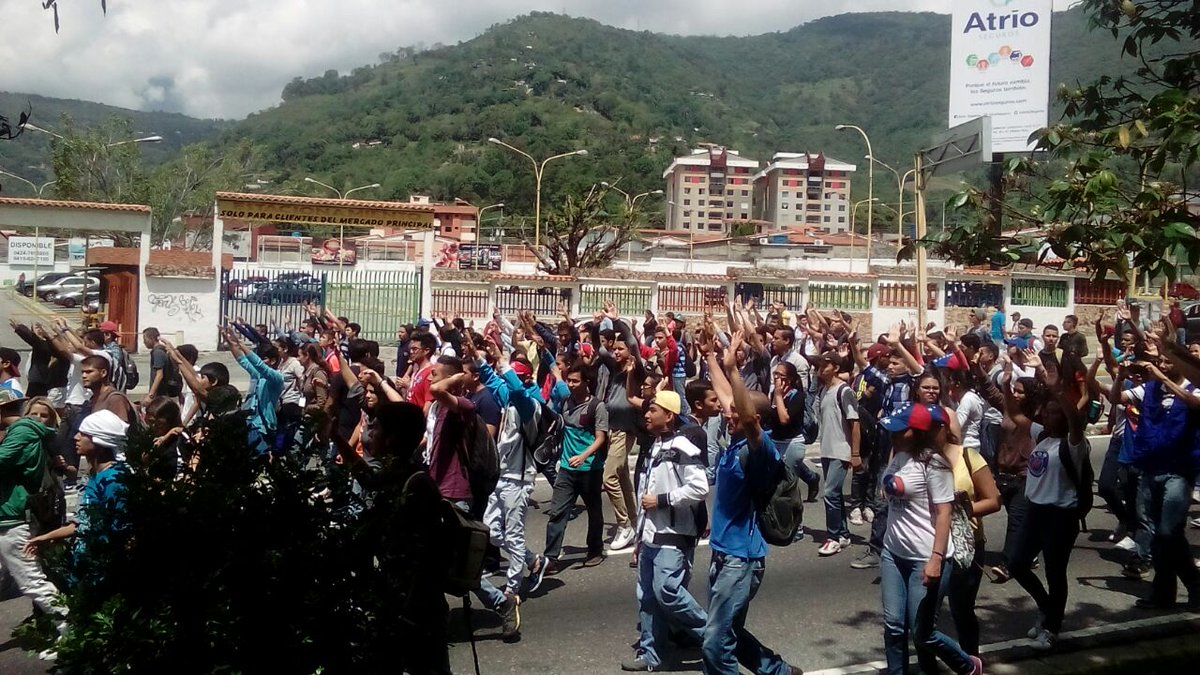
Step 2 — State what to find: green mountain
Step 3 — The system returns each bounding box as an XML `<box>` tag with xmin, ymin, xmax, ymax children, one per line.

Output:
<box><xmin>0</xmin><ymin>91</ymin><xmax>227</xmax><ymax>194</ymax></box>
<box><xmin>219</xmin><ymin>6</ymin><xmax>1147</xmax><ymax>218</ymax></box>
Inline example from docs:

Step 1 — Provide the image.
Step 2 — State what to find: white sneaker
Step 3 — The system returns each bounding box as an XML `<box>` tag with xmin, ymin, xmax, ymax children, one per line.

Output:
<box><xmin>864</xmin><ymin>508</ymin><xmax>875</xmax><ymax>523</ymax></box>
<box><xmin>1191</xmin><ymin>517</ymin><xmax>1200</xmax><ymax>529</ymax></box>
<box><xmin>37</xmin><ymin>649</ymin><xmax>57</xmax><ymax>662</ymax></box>
<box><xmin>849</xmin><ymin>508</ymin><xmax>864</xmax><ymax>526</ymax></box>
<box><xmin>839</xmin><ymin>536</ymin><xmax>851</xmax><ymax>547</ymax></box>
<box><xmin>1026</xmin><ymin>613</ymin><xmax>1045</xmax><ymax>639</ymax></box>
<box><xmin>610</xmin><ymin>526</ymin><xmax>636</xmax><ymax>551</ymax></box>
<box><xmin>818</xmin><ymin>539</ymin><xmax>844</xmax><ymax>557</ymax></box>
<box><xmin>1192</xmin><ymin>487</ymin><xmax>1200</xmax><ymax>504</ymax></box>
<box><xmin>1114</xmin><ymin>536</ymin><xmax>1138</xmax><ymax>552</ymax></box>
<box><xmin>1030</xmin><ymin>628</ymin><xmax>1056</xmax><ymax>651</ymax></box>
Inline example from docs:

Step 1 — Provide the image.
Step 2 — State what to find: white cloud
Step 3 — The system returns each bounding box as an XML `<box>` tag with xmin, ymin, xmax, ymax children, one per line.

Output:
<box><xmin>0</xmin><ymin>0</ymin><xmax>1079</xmax><ymax>119</ymax></box>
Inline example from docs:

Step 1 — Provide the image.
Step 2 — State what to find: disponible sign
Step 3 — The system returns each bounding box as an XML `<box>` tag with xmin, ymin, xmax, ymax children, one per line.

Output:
<box><xmin>949</xmin><ymin>0</ymin><xmax>1052</xmax><ymax>154</ymax></box>
<box><xmin>8</xmin><ymin>236</ymin><xmax>55</xmax><ymax>265</ymax></box>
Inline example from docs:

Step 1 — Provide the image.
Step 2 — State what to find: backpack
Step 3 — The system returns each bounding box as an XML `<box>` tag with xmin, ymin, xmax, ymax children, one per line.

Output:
<box><xmin>649</xmin><ymin>440</ymin><xmax>708</xmax><ymax>544</ymax></box>
<box><xmin>25</xmin><ymin>445</ymin><xmax>66</xmax><ymax>536</ymax></box>
<box><xmin>738</xmin><ymin>441</ymin><xmax>805</xmax><ymax>547</ymax></box>
<box><xmin>456</xmin><ymin>410</ymin><xmax>500</xmax><ymax>518</ymax></box>
<box><xmin>158</xmin><ymin>348</ymin><xmax>183</xmax><ymax>397</ymax></box>
<box><xmin>121</xmin><ymin>348</ymin><xmax>140</xmax><ymax>391</ymax></box>
<box><xmin>523</xmin><ymin>402</ymin><xmax>564</xmax><ymax>471</ymax></box>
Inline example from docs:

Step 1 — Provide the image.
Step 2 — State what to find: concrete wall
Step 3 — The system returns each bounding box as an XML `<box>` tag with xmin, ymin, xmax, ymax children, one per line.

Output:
<box><xmin>138</xmin><ymin>276</ymin><xmax>221</xmax><ymax>351</ymax></box>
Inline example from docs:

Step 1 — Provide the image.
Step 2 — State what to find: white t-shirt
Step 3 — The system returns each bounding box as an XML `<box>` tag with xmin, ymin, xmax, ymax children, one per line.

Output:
<box><xmin>182</xmin><ymin>365</ymin><xmax>201</xmax><ymax>423</ymax></box>
<box><xmin>65</xmin><ymin>350</ymin><xmax>113</xmax><ymax>406</ymax></box>
<box><xmin>956</xmin><ymin>390</ymin><xmax>985</xmax><ymax>450</ymax></box>
<box><xmin>1026</xmin><ymin>422</ymin><xmax>1084</xmax><ymax>508</ymax></box>
<box><xmin>882</xmin><ymin>453</ymin><xmax>956</xmax><ymax>561</ymax></box>
<box><xmin>1127</xmin><ymin>378</ymin><xmax>1199</xmax><ymax>409</ymax></box>
<box><xmin>817</xmin><ymin>383</ymin><xmax>859</xmax><ymax>461</ymax></box>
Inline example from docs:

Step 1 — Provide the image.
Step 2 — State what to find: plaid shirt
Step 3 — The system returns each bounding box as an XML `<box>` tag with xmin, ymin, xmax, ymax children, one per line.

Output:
<box><xmin>861</xmin><ymin>365</ymin><xmax>914</xmax><ymax>417</ymax></box>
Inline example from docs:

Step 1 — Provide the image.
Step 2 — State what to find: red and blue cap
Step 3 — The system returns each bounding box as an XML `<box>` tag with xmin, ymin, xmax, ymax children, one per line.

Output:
<box><xmin>880</xmin><ymin>403</ymin><xmax>950</xmax><ymax>433</ymax></box>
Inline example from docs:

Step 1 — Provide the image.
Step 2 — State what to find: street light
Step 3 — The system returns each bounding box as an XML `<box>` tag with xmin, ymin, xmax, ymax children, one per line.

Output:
<box><xmin>478</xmin><ymin>203</ymin><xmax>505</xmax><ymax>243</ymax></box>
<box><xmin>304</xmin><ymin>178</ymin><xmax>382</xmax><ymax>271</ymax></box>
<box><xmin>866</xmin><ymin>155</ymin><xmax>917</xmax><ymax>249</ymax></box>
<box><xmin>836</xmin><ymin>124</ymin><xmax>874</xmax><ymax>267</ymax></box>
<box><xmin>850</xmin><ymin>197</ymin><xmax>878</xmax><ymax>273</ymax></box>
<box><xmin>601</xmin><ymin>182</ymin><xmax>664</xmax><ymax>209</ymax></box>
<box><xmin>487</xmin><ymin>137</ymin><xmax>588</xmax><ymax>249</ymax></box>
<box><xmin>23</xmin><ymin>122</ymin><xmax>162</xmax><ymax>147</ymax></box>
<box><xmin>0</xmin><ymin>169</ymin><xmax>60</xmax><ymax>298</ymax></box>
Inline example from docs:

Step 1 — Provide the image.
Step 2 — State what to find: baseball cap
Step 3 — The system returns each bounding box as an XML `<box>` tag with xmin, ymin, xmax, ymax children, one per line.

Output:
<box><xmin>933</xmin><ymin>351</ymin><xmax>969</xmax><ymax>371</ymax></box>
<box><xmin>867</xmin><ymin>343</ymin><xmax>891</xmax><ymax>362</ymax></box>
<box><xmin>0</xmin><ymin>348</ymin><xmax>20</xmax><ymax>377</ymax></box>
<box><xmin>416</xmin><ymin>318</ymin><xmax>432</xmax><ymax>329</ymax></box>
<box><xmin>1018</xmin><ymin>318</ymin><xmax>1034</xmax><ymax>329</ymax></box>
<box><xmin>0</xmin><ymin>388</ymin><xmax>25</xmax><ymax>411</ymax></box>
<box><xmin>881</xmin><ymin>403</ymin><xmax>950</xmax><ymax>433</ymax></box>
<box><xmin>100</xmin><ymin>320</ymin><xmax>119</xmax><ymax>333</ymax></box>
<box><xmin>651</xmin><ymin>390</ymin><xmax>682</xmax><ymax>416</ymax></box>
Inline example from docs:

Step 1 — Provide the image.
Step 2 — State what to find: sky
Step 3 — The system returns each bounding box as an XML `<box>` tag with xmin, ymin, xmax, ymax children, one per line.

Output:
<box><xmin>0</xmin><ymin>0</ymin><xmax>1078</xmax><ymax>120</ymax></box>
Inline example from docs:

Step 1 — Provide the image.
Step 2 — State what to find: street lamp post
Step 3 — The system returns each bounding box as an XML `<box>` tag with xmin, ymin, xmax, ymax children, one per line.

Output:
<box><xmin>866</xmin><ymin>155</ymin><xmax>917</xmax><ymax>250</ymax></box>
<box><xmin>304</xmin><ymin>178</ymin><xmax>381</xmax><ymax>271</ymax></box>
<box><xmin>477</xmin><ymin>202</ymin><xmax>505</xmax><ymax>250</ymax></box>
<box><xmin>836</xmin><ymin>124</ymin><xmax>874</xmax><ymax>268</ymax></box>
<box><xmin>0</xmin><ymin>170</ymin><xmax>58</xmax><ymax>298</ymax></box>
<box><xmin>601</xmin><ymin>182</ymin><xmax>663</xmax><ymax>209</ymax></box>
<box><xmin>850</xmin><ymin>197</ymin><xmax>877</xmax><ymax>273</ymax></box>
<box><xmin>23</xmin><ymin>122</ymin><xmax>163</xmax><ymax>147</ymax></box>
<box><xmin>487</xmin><ymin>138</ymin><xmax>588</xmax><ymax>249</ymax></box>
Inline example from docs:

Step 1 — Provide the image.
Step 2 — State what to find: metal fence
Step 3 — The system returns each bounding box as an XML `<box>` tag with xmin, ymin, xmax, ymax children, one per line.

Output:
<box><xmin>578</xmin><ymin>285</ymin><xmax>654</xmax><ymax>316</ymax></box>
<box><xmin>1074</xmin><ymin>278</ymin><xmax>1126</xmax><ymax>305</ymax></box>
<box><xmin>324</xmin><ymin>269</ymin><xmax>422</xmax><ymax>342</ymax></box>
<box><xmin>808</xmin><ymin>283</ymin><xmax>872</xmax><ymax>311</ymax></box>
<box><xmin>945</xmin><ymin>281</ymin><xmax>1004</xmax><ymax>308</ymax></box>
<box><xmin>433</xmin><ymin>287</ymin><xmax>491</xmax><ymax>317</ymax></box>
<box><xmin>1011</xmin><ymin>279</ymin><xmax>1069</xmax><ymax>308</ymax></box>
<box><xmin>877</xmin><ymin>282</ymin><xmax>919</xmax><ymax>308</ymax></box>
<box><xmin>219</xmin><ymin>268</ymin><xmax>327</xmax><ymax>336</ymax></box>
<box><xmin>658</xmin><ymin>284</ymin><xmax>728</xmax><ymax>315</ymax></box>
<box><xmin>494</xmin><ymin>285</ymin><xmax>571</xmax><ymax>317</ymax></box>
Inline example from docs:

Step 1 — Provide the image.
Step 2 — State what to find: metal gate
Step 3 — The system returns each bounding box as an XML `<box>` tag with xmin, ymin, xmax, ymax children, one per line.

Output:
<box><xmin>219</xmin><ymin>268</ymin><xmax>422</xmax><ymax>345</ymax></box>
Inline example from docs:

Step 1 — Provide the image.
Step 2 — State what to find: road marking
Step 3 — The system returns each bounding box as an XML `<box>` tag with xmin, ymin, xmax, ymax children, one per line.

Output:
<box><xmin>805</xmin><ymin>612</ymin><xmax>1200</xmax><ymax>675</ymax></box>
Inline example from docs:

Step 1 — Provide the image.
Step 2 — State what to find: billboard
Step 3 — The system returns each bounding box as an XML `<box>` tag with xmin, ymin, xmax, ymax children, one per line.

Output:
<box><xmin>458</xmin><ymin>244</ymin><xmax>503</xmax><ymax>271</ymax></box>
<box><xmin>949</xmin><ymin>0</ymin><xmax>1052</xmax><ymax>154</ymax></box>
<box><xmin>8</xmin><ymin>236</ymin><xmax>55</xmax><ymax>265</ymax></box>
<box><xmin>311</xmin><ymin>238</ymin><xmax>357</xmax><ymax>266</ymax></box>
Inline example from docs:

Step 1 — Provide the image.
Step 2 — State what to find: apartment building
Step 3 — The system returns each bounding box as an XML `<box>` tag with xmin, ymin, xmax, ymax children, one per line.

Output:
<box><xmin>752</xmin><ymin>152</ymin><xmax>856</xmax><ymax>233</ymax></box>
<box><xmin>663</xmin><ymin>147</ymin><xmax>760</xmax><ymax>234</ymax></box>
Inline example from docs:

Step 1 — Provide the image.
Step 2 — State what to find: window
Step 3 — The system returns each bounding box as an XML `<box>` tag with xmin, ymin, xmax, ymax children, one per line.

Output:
<box><xmin>824</xmin><ymin>204</ymin><xmax>831</xmax><ymax>211</ymax></box>
<box><xmin>837</xmin><ymin>216</ymin><xmax>846</xmax><ymax>223</ymax></box>
<box><xmin>740</xmin><ymin>213</ymin><xmax>749</xmax><ymax>220</ymax></box>
<box><xmin>726</xmin><ymin>201</ymin><xmax>733</xmax><ymax>208</ymax></box>
<box><xmin>781</xmin><ymin>203</ymin><xmax>789</xmax><ymax>210</ymax></box>
<box><xmin>782</xmin><ymin>191</ymin><xmax>789</xmax><ymax>198</ymax></box>
<box><xmin>683</xmin><ymin>187</ymin><xmax>691</xmax><ymax>194</ymax></box>
<box><xmin>741</xmin><ymin>190</ymin><xmax>748</xmax><ymax>196</ymax></box>
<box><xmin>699</xmin><ymin>188</ymin><xmax>706</xmax><ymax>195</ymax></box>
<box><xmin>683</xmin><ymin>222</ymin><xmax>691</xmax><ymax>230</ymax></box>
<box><xmin>683</xmin><ymin>210</ymin><xmax>692</xmax><ymax>217</ymax></box>
<box><xmin>795</xmin><ymin>214</ymin><xmax>803</xmax><ymax>222</ymax></box>
<box><xmin>726</xmin><ymin>189</ymin><xmax>734</xmax><ymax>196</ymax></box>
<box><xmin>823</xmin><ymin>216</ymin><xmax>830</xmax><ymax>222</ymax></box>
<box><xmin>838</xmin><ymin>204</ymin><xmax>846</xmax><ymax>211</ymax></box>
<box><xmin>683</xmin><ymin>199</ymin><xmax>691</xmax><ymax>206</ymax></box>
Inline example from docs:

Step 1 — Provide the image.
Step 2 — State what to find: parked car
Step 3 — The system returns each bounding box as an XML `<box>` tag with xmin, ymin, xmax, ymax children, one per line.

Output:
<box><xmin>54</xmin><ymin>288</ymin><xmax>100</xmax><ymax>309</ymax></box>
<box><xmin>225</xmin><ymin>275</ymin><xmax>267</xmax><ymax>298</ymax></box>
<box><xmin>251</xmin><ymin>280</ymin><xmax>323</xmax><ymax>305</ymax></box>
<box><xmin>37</xmin><ymin>275</ymin><xmax>99</xmax><ymax>302</ymax></box>
<box><xmin>1169</xmin><ymin>282</ymin><xmax>1200</xmax><ymax>300</ymax></box>
<box><xmin>19</xmin><ymin>272</ymin><xmax>74</xmax><ymax>296</ymax></box>
<box><xmin>277</xmin><ymin>272</ymin><xmax>320</xmax><ymax>283</ymax></box>
<box><xmin>234</xmin><ymin>280</ymin><xmax>271</xmax><ymax>300</ymax></box>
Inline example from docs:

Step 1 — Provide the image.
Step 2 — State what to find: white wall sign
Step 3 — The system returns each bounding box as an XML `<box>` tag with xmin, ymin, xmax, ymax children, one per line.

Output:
<box><xmin>8</xmin><ymin>236</ymin><xmax>55</xmax><ymax>265</ymax></box>
<box><xmin>949</xmin><ymin>0</ymin><xmax>1053</xmax><ymax>154</ymax></box>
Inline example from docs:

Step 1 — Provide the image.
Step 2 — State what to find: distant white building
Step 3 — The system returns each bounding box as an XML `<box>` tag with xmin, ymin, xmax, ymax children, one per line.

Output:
<box><xmin>662</xmin><ymin>147</ymin><xmax>760</xmax><ymax>235</ymax></box>
<box><xmin>753</xmin><ymin>152</ymin><xmax>856</xmax><ymax>233</ymax></box>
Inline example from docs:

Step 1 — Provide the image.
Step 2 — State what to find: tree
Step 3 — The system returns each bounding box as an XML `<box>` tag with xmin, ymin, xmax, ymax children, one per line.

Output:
<box><xmin>146</xmin><ymin>141</ymin><xmax>263</xmax><ymax>248</ymax></box>
<box><xmin>50</xmin><ymin>116</ymin><xmax>150</xmax><ymax>204</ymax></box>
<box><xmin>530</xmin><ymin>185</ymin><xmax>642</xmax><ymax>274</ymax></box>
<box><xmin>931</xmin><ymin>0</ymin><xmax>1200</xmax><ymax>282</ymax></box>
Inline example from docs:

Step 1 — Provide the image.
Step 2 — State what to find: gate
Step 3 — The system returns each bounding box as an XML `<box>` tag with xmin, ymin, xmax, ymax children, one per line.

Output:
<box><xmin>219</xmin><ymin>269</ymin><xmax>327</xmax><ymax>342</ymax></box>
<box><xmin>324</xmin><ymin>269</ymin><xmax>422</xmax><ymax>342</ymax></box>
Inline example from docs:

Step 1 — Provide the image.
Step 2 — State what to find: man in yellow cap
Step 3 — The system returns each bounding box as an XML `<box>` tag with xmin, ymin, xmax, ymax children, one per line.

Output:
<box><xmin>622</xmin><ymin>390</ymin><xmax>710</xmax><ymax>672</ymax></box>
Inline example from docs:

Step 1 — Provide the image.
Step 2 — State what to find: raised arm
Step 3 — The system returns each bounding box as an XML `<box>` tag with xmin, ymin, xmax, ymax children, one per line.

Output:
<box><xmin>160</xmin><ymin>338</ymin><xmax>209</xmax><ymax>404</ymax></box>
<box><xmin>724</xmin><ymin>331</ymin><xmax>763</xmax><ymax>448</ymax></box>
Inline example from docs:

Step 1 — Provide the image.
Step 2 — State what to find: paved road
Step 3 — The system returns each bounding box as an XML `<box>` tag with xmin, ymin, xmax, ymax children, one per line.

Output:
<box><xmin>443</xmin><ymin>439</ymin><xmax>1199</xmax><ymax>674</ymax></box>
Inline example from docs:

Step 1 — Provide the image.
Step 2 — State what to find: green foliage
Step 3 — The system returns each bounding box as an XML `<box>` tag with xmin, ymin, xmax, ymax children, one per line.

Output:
<box><xmin>39</xmin><ymin>412</ymin><xmax>440</xmax><ymax>674</ymax></box>
<box><xmin>50</xmin><ymin>116</ymin><xmax>151</xmax><ymax>208</ymax></box>
<box><xmin>145</xmin><ymin>141</ymin><xmax>264</xmax><ymax>246</ymax></box>
<box><xmin>932</xmin><ymin>0</ymin><xmax>1200</xmax><ymax>281</ymax></box>
<box><xmin>535</xmin><ymin>185</ymin><xmax>642</xmax><ymax>273</ymax></box>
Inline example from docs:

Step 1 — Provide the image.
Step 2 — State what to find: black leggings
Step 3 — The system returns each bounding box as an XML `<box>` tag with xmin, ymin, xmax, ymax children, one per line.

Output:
<box><xmin>947</xmin><ymin>543</ymin><xmax>985</xmax><ymax>656</ymax></box>
<box><xmin>1009</xmin><ymin>503</ymin><xmax>1080</xmax><ymax>634</ymax></box>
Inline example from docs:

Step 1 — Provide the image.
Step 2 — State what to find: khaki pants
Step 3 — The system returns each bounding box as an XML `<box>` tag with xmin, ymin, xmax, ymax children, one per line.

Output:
<box><xmin>603</xmin><ymin>431</ymin><xmax>637</xmax><ymax>529</ymax></box>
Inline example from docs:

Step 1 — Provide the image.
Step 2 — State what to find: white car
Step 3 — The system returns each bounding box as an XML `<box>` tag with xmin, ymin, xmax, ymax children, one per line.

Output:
<box><xmin>37</xmin><ymin>275</ymin><xmax>99</xmax><ymax>302</ymax></box>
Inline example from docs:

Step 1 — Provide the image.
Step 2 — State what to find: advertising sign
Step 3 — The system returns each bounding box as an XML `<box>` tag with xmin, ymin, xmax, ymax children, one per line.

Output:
<box><xmin>8</xmin><ymin>236</ymin><xmax>55</xmax><ymax>265</ymax></box>
<box><xmin>949</xmin><ymin>0</ymin><xmax>1052</xmax><ymax>154</ymax></box>
<box><xmin>458</xmin><ymin>244</ymin><xmax>503</xmax><ymax>271</ymax></box>
<box><xmin>217</xmin><ymin>194</ymin><xmax>435</xmax><ymax>230</ymax></box>
<box><xmin>311</xmin><ymin>238</ymin><xmax>357</xmax><ymax>266</ymax></box>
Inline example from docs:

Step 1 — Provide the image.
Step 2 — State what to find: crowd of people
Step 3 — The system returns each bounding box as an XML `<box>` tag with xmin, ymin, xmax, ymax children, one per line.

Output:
<box><xmin>1</xmin><ymin>294</ymin><xmax>1199</xmax><ymax>674</ymax></box>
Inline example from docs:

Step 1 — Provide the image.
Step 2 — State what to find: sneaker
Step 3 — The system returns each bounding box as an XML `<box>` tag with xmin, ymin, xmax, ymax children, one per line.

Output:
<box><xmin>620</xmin><ymin>656</ymin><xmax>653</xmax><ymax>672</ymax></box>
<box><xmin>37</xmin><ymin>649</ymin><xmax>57</xmax><ymax>662</ymax></box>
<box><xmin>610</xmin><ymin>526</ymin><xmax>636</xmax><ymax>552</ymax></box>
<box><xmin>818</xmin><ymin>539</ymin><xmax>843</xmax><ymax>557</ymax></box>
<box><xmin>1114</xmin><ymin>536</ymin><xmax>1138</xmax><ymax>552</ymax></box>
<box><xmin>1122</xmin><ymin>559</ymin><xmax>1151</xmax><ymax>579</ymax></box>
<box><xmin>527</xmin><ymin>554</ymin><xmax>548</xmax><ymax>594</ymax></box>
<box><xmin>968</xmin><ymin>655</ymin><xmax>984</xmax><ymax>675</ymax></box>
<box><xmin>583</xmin><ymin>554</ymin><xmax>606</xmax><ymax>568</ymax></box>
<box><xmin>542</xmin><ymin>558</ymin><xmax>560</xmax><ymax>577</ymax></box>
<box><xmin>1030</xmin><ymin>628</ymin><xmax>1056</xmax><ymax>651</ymax></box>
<box><xmin>792</xmin><ymin>526</ymin><xmax>807</xmax><ymax>543</ymax></box>
<box><xmin>849</xmin><ymin>508</ymin><xmax>864</xmax><ymax>526</ymax></box>
<box><xmin>986</xmin><ymin>565</ymin><xmax>1010</xmax><ymax>584</ymax></box>
<box><xmin>1190</xmin><ymin>517</ymin><xmax>1200</xmax><ymax>529</ymax></box>
<box><xmin>1031</xmin><ymin>555</ymin><xmax>1040</xmax><ymax>570</ymax></box>
<box><xmin>863</xmin><ymin>507</ymin><xmax>875</xmax><ymax>524</ymax></box>
<box><xmin>838</xmin><ymin>536</ymin><xmax>851</xmax><ymax>548</ymax></box>
<box><xmin>1134</xmin><ymin>596</ymin><xmax>1176</xmax><ymax>610</ymax></box>
<box><xmin>499</xmin><ymin>593</ymin><xmax>521</xmax><ymax>640</ymax></box>
<box><xmin>1192</xmin><ymin>487</ymin><xmax>1200</xmax><ymax>504</ymax></box>
<box><xmin>851</xmin><ymin>548</ymin><xmax>880</xmax><ymax>569</ymax></box>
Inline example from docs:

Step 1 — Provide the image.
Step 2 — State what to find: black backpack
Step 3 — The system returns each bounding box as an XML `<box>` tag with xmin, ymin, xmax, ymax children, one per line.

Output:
<box><xmin>158</xmin><ymin>348</ymin><xmax>183</xmax><ymax>397</ymax></box>
<box><xmin>121</xmin><ymin>348</ymin><xmax>140</xmax><ymax>391</ymax></box>
<box><xmin>456</xmin><ymin>411</ymin><xmax>500</xmax><ymax>518</ymax></box>
<box><xmin>739</xmin><ymin>442</ymin><xmax>805</xmax><ymax>546</ymax></box>
<box><xmin>524</xmin><ymin>401</ymin><xmax>564</xmax><ymax>471</ymax></box>
<box><xmin>1057</xmin><ymin>436</ymin><xmax>1095</xmax><ymax>530</ymax></box>
<box><xmin>25</xmin><ymin>445</ymin><xmax>66</xmax><ymax>537</ymax></box>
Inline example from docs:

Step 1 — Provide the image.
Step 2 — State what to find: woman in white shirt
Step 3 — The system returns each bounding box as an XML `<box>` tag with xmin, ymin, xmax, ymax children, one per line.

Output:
<box><xmin>878</xmin><ymin>403</ymin><xmax>982</xmax><ymax>675</ymax></box>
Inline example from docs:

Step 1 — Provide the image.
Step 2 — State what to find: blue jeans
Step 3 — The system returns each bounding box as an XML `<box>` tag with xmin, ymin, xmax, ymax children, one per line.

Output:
<box><xmin>782</xmin><ymin>437</ymin><xmax>820</xmax><ymax>485</ymax></box>
<box><xmin>821</xmin><ymin>457</ymin><xmax>850</xmax><ymax>542</ymax></box>
<box><xmin>637</xmin><ymin>545</ymin><xmax>707</xmax><ymax>669</ymax></box>
<box><xmin>880</xmin><ymin>549</ymin><xmax>973</xmax><ymax>675</ymax></box>
<box><xmin>1139</xmin><ymin>471</ymin><xmax>1200</xmax><ymax>604</ymax></box>
<box><xmin>702</xmin><ymin>553</ymin><xmax>794</xmax><ymax>675</ymax></box>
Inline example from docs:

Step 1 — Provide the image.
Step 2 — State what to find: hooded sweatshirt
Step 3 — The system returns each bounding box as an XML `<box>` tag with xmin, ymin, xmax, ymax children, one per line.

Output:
<box><xmin>0</xmin><ymin>417</ymin><xmax>55</xmax><ymax>529</ymax></box>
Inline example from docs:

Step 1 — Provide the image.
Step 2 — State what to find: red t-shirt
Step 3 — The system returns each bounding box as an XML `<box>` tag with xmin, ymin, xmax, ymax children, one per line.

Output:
<box><xmin>324</xmin><ymin>349</ymin><xmax>341</xmax><ymax>375</ymax></box>
<box><xmin>428</xmin><ymin>396</ymin><xmax>474</xmax><ymax>502</ymax></box>
<box><xmin>409</xmin><ymin>365</ymin><xmax>433</xmax><ymax>410</ymax></box>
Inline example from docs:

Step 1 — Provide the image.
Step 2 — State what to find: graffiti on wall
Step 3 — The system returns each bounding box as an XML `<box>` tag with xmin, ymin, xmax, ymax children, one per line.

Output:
<box><xmin>148</xmin><ymin>293</ymin><xmax>204</xmax><ymax>323</ymax></box>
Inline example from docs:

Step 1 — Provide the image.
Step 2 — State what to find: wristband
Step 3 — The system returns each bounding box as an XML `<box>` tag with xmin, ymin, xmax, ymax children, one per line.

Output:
<box><xmin>931</xmin><ymin>551</ymin><xmax>945</xmax><ymax>558</ymax></box>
